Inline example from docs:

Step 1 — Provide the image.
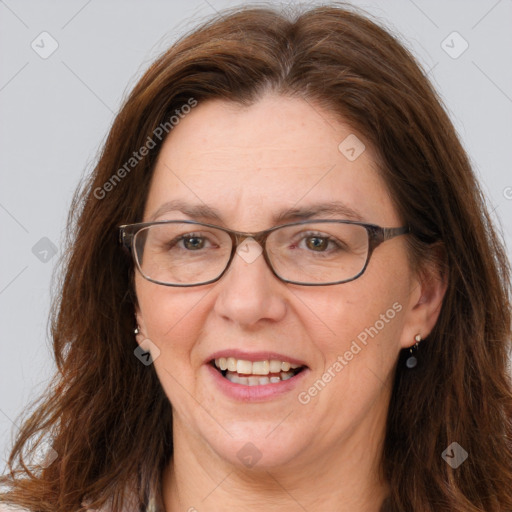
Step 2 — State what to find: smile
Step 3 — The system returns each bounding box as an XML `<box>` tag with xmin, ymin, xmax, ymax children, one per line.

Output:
<box><xmin>211</xmin><ymin>357</ymin><xmax>306</xmax><ymax>386</ymax></box>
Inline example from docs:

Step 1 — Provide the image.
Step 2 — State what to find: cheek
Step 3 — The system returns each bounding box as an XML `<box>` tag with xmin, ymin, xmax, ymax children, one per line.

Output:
<box><xmin>304</xmin><ymin>272</ymin><xmax>408</xmax><ymax>371</ymax></box>
<box><xmin>135</xmin><ymin>277</ymin><xmax>207</xmax><ymax>363</ymax></box>
<box><xmin>136</xmin><ymin>281</ymin><xmax>212</xmax><ymax>417</ymax></box>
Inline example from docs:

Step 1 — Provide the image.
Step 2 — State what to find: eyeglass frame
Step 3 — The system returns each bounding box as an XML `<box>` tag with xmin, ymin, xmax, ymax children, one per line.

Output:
<box><xmin>119</xmin><ymin>219</ymin><xmax>410</xmax><ymax>287</ymax></box>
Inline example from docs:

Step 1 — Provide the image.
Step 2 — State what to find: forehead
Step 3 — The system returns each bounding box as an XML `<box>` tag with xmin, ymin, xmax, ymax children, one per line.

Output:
<box><xmin>144</xmin><ymin>94</ymin><xmax>399</xmax><ymax>228</ymax></box>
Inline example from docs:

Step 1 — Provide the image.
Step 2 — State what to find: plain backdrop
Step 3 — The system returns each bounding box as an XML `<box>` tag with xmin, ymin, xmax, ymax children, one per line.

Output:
<box><xmin>1</xmin><ymin>0</ymin><xmax>511</xmax><ymax>467</ymax></box>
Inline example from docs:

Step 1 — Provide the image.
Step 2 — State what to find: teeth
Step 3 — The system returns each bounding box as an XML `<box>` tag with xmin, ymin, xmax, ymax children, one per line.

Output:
<box><xmin>236</xmin><ymin>359</ymin><xmax>253</xmax><ymax>374</ymax></box>
<box><xmin>228</xmin><ymin>373</ymin><xmax>240</xmax><ymax>384</ymax></box>
<box><xmin>215</xmin><ymin>357</ymin><xmax>304</xmax><ymax>376</ymax></box>
<box><xmin>252</xmin><ymin>360</ymin><xmax>270</xmax><ymax>375</ymax></box>
<box><xmin>225</xmin><ymin>371</ymin><xmax>298</xmax><ymax>385</ymax></box>
<box><xmin>269</xmin><ymin>360</ymin><xmax>282</xmax><ymax>373</ymax></box>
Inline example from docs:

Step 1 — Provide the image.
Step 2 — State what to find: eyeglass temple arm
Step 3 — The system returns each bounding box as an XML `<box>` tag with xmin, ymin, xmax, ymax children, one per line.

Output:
<box><xmin>380</xmin><ymin>225</ymin><xmax>410</xmax><ymax>241</ymax></box>
<box><xmin>119</xmin><ymin>226</ymin><xmax>134</xmax><ymax>248</ymax></box>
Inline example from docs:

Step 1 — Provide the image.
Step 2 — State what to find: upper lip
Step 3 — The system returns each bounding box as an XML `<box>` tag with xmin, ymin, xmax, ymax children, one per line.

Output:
<box><xmin>207</xmin><ymin>349</ymin><xmax>308</xmax><ymax>368</ymax></box>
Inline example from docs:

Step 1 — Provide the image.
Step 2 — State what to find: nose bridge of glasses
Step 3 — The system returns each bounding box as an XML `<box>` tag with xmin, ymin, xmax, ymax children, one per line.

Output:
<box><xmin>230</xmin><ymin>228</ymin><xmax>268</xmax><ymax>250</ymax></box>
<box><xmin>229</xmin><ymin>231</ymin><xmax>266</xmax><ymax>269</ymax></box>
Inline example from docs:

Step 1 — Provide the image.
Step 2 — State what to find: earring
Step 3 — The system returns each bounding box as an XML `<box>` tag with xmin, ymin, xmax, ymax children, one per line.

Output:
<box><xmin>405</xmin><ymin>334</ymin><xmax>422</xmax><ymax>368</ymax></box>
<box><xmin>134</xmin><ymin>326</ymin><xmax>140</xmax><ymax>335</ymax></box>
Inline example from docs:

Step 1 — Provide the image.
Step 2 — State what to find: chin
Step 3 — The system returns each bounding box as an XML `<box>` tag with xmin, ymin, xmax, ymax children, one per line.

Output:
<box><xmin>205</xmin><ymin>427</ymin><xmax>307</xmax><ymax>471</ymax></box>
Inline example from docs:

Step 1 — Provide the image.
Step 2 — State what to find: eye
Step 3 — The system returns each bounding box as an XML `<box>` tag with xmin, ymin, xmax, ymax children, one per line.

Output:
<box><xmin>298</xmin><ymin>231</ymin><xmax>345</xmax><ymax>253</ymax></box>
<box><xmin>167</xmin><ymin>232</ymin><xmax>216</xmax><ymax>251</ymax></box>
<box><xmin>305</xmin><ymin>235</ymin><xmax>329</xmax><ymax>251</ymax></box>
<box><xmin>181</xmin><ymin>235</ymin><xmax>207</xmax><ymax>250</ymax></box>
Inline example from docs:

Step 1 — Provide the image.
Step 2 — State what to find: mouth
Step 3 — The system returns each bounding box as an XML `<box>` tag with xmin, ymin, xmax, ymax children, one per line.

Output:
<box><xmin>210</xmin><ymin>357</ymin><xmax>307</xmax><ymax>386</ymax></box>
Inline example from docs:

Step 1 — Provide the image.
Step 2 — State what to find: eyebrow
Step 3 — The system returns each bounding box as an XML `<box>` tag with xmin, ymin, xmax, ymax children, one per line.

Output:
<box><xmin>149</xmin><ymin>199</ymin><xmax>365</xmax><ymax>224</ymax></box>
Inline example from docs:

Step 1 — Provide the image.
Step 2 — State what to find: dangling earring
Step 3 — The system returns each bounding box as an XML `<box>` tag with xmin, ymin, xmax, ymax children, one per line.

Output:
<box><xmin>406</xmin><ymin>334</ymin><xmax>422</xmax><ymax>368</ymax></box>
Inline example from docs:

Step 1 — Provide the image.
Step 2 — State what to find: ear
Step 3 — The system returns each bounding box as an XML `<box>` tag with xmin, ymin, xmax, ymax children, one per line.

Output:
<box><xmin>399</xmin><ymin>246</ymin><xmax>448</xmax><ymax>349</ymax></box>
<box><xmin>134</xmin><ymin>304</ymin><xmax>148</xmax><ymax>345</ymax></box>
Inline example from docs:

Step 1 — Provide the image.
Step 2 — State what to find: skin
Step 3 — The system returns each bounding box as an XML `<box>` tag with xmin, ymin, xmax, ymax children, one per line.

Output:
<box><xmin>134</xmin><ymin>93</ymin><xmax>447</xmax><ymax>511</ymax></box>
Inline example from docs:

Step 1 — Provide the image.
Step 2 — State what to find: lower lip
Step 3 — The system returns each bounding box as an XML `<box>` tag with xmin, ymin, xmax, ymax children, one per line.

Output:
<box><xmin>205</xmin><ymin>364</ymin><xmax>309</xmax><ymax>402</ymax></box>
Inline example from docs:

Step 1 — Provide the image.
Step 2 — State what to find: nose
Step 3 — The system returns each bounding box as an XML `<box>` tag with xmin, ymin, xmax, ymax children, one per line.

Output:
<box><xmin>213</xmin><ymin>238</ymin><xmax>287</xmax><ymax>327</ymax></box>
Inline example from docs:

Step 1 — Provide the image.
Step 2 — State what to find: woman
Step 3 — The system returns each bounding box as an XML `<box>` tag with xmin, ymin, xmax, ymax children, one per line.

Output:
<box><xmin>1</xmin><ymin>3</ymin><xmax>511</xmax><ymax>511</ymax></box>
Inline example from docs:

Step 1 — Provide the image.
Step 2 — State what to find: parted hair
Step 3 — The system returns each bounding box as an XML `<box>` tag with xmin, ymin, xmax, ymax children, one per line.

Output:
<box><xmin>1</xmin><ymin>3</ymin><xmax>511</xmax><ymax>511</ymax></box>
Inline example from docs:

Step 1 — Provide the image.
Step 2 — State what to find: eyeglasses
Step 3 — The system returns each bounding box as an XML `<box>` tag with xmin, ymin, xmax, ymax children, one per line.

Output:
<box><xmin>119</xmin><ymin>219</ymin><xmax>410</xmax><ymax>287</ymax></box>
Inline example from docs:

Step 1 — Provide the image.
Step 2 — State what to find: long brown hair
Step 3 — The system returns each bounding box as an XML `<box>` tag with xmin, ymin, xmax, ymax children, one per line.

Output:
<box><xmin>1</xmin><ymin>3</ymin><xmax>511</xmax><ymax>511</ymax></box>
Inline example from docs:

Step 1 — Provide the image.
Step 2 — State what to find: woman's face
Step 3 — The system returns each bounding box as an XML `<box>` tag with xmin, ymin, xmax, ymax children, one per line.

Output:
<box><xmin>135</xmin><ymin>93</ymin><xmax>427</xmax><ymax>471</ymax></box>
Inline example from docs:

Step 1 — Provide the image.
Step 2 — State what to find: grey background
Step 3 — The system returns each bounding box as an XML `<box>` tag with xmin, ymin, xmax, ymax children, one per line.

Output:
<box><xmin>1</xmin><ymin>0</ymin><xmax>511</xmax><ymax>466</ymax></box>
